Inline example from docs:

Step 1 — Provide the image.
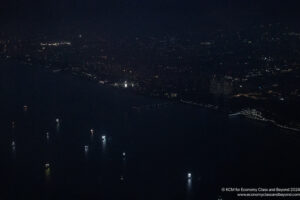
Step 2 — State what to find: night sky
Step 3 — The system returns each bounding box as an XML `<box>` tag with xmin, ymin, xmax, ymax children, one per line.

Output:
<box><xmin>1</xmin><ymin>0</ymin><xmax>300</xmax><ymax>22</ymax></box>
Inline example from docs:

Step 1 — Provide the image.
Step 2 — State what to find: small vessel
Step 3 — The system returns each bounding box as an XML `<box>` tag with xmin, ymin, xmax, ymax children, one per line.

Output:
<box><xmin>23</xmin><ymin>105</ymin><xmax>28</xmax><ymax>111</ymax></box>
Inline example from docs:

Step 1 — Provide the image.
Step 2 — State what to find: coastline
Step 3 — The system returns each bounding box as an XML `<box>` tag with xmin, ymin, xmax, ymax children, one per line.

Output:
<box><xmin>2</xmin><ymin>58</ymin><xmax>299</xmax><ymax>133</ymax></box>
<box><xmin>229</xmin><ymin>109</ymin><xmax>300</xmax><ymax>132</ymax></box>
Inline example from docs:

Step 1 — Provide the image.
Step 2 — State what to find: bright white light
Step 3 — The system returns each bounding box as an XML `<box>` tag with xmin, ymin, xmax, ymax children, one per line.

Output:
<box><xmin>122</xmin><ymin>152</ymin><xmax>126</xmax><ymax>157</ymax></box>
<box><xmin>90</xmin><ymin>129</ymin><xmax>94</xmax><ymax>134</ymax></box>
<box><xmin>124</xmin><ymin>83</ymin><xmax>128</xmax><ymax>88</ymax></box>
<box><xmin>45</xmin><ymin>163</ymin><xmax>50</xmax><ymax>169</ymax></box>
<box><xmin>56</xmin><ymin>118</ymin><xmax>59</xmax><ymax>123</ymax></box>
<box><xmin>187</xmin><ymin>173</ymin><xmax>192</xmax><ymax>179</ymax></box>
<box><xmin>84</xmin><ymin>145</ymin><xmax>89</xmax><ymax>151</ymax></box>
<box><xmin>102</xmin><ymin>135</ymin><xmax>106</xmax><ymax>141</ymax></box>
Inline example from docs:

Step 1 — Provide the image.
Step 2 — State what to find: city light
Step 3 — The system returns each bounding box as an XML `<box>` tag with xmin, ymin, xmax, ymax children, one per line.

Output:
<box><xmin>40</xmin><ymin>41</ymin><xmax>71</xmax><ymax>47</ymax></box>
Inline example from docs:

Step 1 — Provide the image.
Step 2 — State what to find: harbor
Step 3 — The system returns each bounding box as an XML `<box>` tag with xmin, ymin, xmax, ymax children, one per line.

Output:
<box><xmin>1</xmin><ymin>62</ymin><xmax>300</xmax><ymax>199</ymax></box>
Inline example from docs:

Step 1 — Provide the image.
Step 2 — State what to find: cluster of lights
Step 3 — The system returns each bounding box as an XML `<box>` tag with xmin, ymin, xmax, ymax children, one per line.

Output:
<box><xmin>11</xmin><ymin>113</ymin><xmax>131</xmax><ymax>180</ymax></box>
<box><xmin>112</xmin><ymin>81</ymin><xmax>135</xmax><ymax>88</ymax></box>
<box><xmin>124</xmin><ymin>81</ymin><xmax>135</xmax><ymax>88</ymax></box>
<box><xmin>11</xmin><ymin>113</ymin><xmax>192</xmax><ymax>184</ymax></box>
<box><xmin>40</xmin><ymin>41</ymin><xmax>71</xmax><ymax>47</ymax></box>
<box><xmin>11</xmin><ymin>115</ymin><xmax>194</xmax><ymax>186</ymax></box>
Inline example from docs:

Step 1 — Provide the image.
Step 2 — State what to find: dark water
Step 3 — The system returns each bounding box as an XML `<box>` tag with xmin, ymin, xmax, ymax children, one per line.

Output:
<box><xmin>1</xmin><ymin>62</ymin><xmax>300</xmax><ymax>200</ymax></box>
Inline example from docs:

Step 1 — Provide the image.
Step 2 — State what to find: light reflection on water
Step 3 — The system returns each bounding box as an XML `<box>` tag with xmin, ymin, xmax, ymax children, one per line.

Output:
<box><xmin>45</xmin><ymin>168</ymin><xmax>51</xmax><ymax>182</ymax></box>
<box><xmin>101</xmin><ymin>137</ymin><xmax>107</xmax><ymax>154</ymax></box>
<box><xmin>56</xmin><ymin>123</ymin><xmax>60</xmax><ymax>133</ymax></box>
<box><xmin>122</xmin><ymin>152</ymin><xmax>127</xmax><ymax>170</ymax></box>
<box><xmin>121</xmin><ymin>153</ymin><xmax>127</xmax><ymax>182</ymax></box>
<box><xmin>84</xmin><ymin>146</ymin><xmax>89</xmax><ymax>159</ymax></box>
<box><xmin>2</xmin><ymin>63</ymin><xmax>298</xmax><ymax>200</ymax></box>
<box><xmin>186</xmin><ymin>178</ymin><xmax>193</xmax><ymax>200</ymax></box>
<box><xmin>11</xmin><ymin>146</ymin><xmax>16</xmax><ymax>159</ymax></box>
<box><xmin>90</xmin><ymin>134</ymin><xmax>94</xmax><ymax>142</ymax></box>
<box><xmin>46</xmin><ymin>132</ymin><xmax>50</xmax><ymax>140</ymax></box>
